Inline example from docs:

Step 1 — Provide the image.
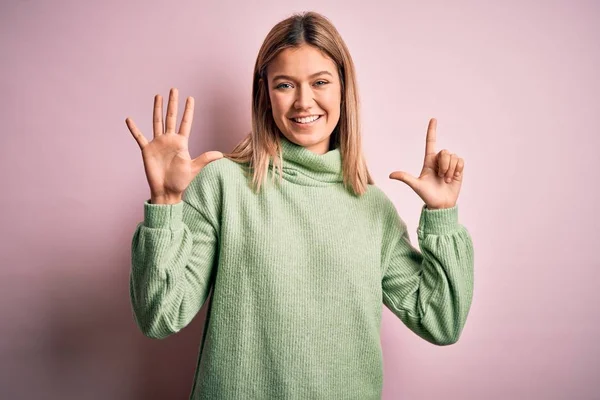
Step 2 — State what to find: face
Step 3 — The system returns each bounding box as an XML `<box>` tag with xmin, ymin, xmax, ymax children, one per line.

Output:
<box><xmin>265</xmin><ymin>44</ymin><xmax>342</xmax><ymax>155</ymax></box>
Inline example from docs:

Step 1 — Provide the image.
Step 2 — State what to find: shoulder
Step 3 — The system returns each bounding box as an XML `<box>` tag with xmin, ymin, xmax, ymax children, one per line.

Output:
<box><xmin>185</xmin><ymin>157</ymin><xmax>249</xmax><ymax>202</ymax></box>
<box><xmin>363</xmin><ymin>184</ymin><xmax>395</xmax><ymax>211</ymax></box>
<box><xmin>197</xmin><ymin>157</ymin><xmax>246</xmax><ymax>180</ymax></box>
<box><xmin>363</xmin><ymin>184</ymin><xmax>407</xmax><ymax>229</ymax></box>
<box><xmin>191</xmin><ymin>157</ymin><xmax>248</xmax><ymax>188</ymax></box>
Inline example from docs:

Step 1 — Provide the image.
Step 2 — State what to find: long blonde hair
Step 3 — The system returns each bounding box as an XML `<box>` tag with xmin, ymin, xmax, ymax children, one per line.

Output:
<box><xmin>224</xmin><ymin>11</ymin><xmax>374</xmax><ymax>196</ymax></box>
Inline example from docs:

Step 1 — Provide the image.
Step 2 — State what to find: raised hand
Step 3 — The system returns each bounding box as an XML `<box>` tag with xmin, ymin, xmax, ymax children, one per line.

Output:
<box><xmin>389</xmin><ymin>118</ymin><xmax>464</xmax><ymax>210</ymax></box>
<box><xmin>126</xmin><ymin>88</ymin><xmax>223</xmax><ymax>204</ymax></box>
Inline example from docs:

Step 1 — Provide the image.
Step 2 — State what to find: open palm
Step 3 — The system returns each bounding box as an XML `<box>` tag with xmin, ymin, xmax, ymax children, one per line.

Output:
<box><xmin>125</xmin><ymin>88</ymin><xmax>223</xmax><ymax>203</ymax></box>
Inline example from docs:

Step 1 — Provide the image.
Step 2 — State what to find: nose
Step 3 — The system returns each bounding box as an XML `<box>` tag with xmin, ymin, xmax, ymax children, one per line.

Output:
<box><xmin>294</xmin><ymin>83</ymin><xmax>315</xmax><ymax>110</ymax></box>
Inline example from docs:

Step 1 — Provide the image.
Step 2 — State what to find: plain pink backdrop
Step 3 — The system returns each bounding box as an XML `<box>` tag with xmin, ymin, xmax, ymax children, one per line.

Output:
<box><xmin>1</xmin><ymin>0</ymin><xmax>598</xmax><ymax>399</ymax></box>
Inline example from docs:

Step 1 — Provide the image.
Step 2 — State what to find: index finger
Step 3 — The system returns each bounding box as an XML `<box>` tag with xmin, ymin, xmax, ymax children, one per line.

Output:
<box><xmin>425</xmin><ymin>118</ymin><xmax>437</xmax><ymax>159</ymax></box>
<box><xmin>178</xmin><ymin>96</ymin><xmax>195</xmax><ymax>137</ymax></box>
<box><xmin>153</xmin><ymin>94</ymin><xmax>164</xmax><ymax>138</ymax></box>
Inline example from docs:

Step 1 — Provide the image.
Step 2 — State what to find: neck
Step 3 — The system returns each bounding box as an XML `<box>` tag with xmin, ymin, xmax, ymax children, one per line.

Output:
<box><xmin>302</xmin><ymin>136</ymin><xmax>332</xmax><ymax>155</ymax></box>
<box><xmin>268</xmin><ymin>135</ymin><xmax>343</xmax><ymax>186</ymax></box>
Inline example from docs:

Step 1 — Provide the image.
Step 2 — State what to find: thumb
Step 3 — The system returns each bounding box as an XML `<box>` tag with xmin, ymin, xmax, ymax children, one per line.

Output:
<box><xmin>192</xmin><ymin>151</ymin><xmax>224</xmax><ymax>174</ymax></box>
<box><xmin>389</xmin><ymin>171</ymin><xmax>419</xmax><ymax>189</ymax></box>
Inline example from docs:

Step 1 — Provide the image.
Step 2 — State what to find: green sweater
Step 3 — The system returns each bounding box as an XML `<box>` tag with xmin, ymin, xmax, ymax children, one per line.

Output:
<box><xmin>129</xmin><ymin>136</ymin><xmax>475</xmax><ymax>399</ymax></box>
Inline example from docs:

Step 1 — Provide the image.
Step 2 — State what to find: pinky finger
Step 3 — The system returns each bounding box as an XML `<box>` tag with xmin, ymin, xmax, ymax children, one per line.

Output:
<box><xmin>455</xmin><ymin>158</ymin><xmax>465</xmax><ymax>177</ymax></box>
<box><xmin>126</xmin><ymin>117</ymin><xmax>148</xmax><ymax>150</ymax></box>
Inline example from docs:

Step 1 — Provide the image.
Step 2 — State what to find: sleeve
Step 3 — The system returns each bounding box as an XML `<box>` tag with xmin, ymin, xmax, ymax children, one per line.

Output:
<box><xmin>129</xmin><ymin>164</ymin><xmax>222</xmax><ymax>339</ymax></box>
<box><xmin>381</xmin><ymin>201</ymin><xmax>474</xmax><ymax>346</ymax></box>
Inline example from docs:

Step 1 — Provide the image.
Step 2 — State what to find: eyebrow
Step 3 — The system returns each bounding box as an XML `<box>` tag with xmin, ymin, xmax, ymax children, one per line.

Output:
<box><xmin>271</xmin><ymin>70</ymin><xmax>333</xmax><ymax>82</ymax></box>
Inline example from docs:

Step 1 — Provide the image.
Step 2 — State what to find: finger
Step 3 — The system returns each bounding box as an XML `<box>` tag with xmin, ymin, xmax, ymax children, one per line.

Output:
<box><xmin>445</xmin><ymin>154</ymin><xmax>459</xmax><ymax>183</ymax></box>
<box><xmin>126</xmin><ymin>117</ymin><xmax>148</xmax><ymax>150</ymax></box>
<box><xmin>153</xmin><ymin>94</ymin><xmax>163</xmax><ymax>137</ymax></box>
<box><xmin>389</xmin><ymin>170</ymin><xmax>420</xmax><ymax>191</ymax></box>
<box><xmin>455</xmin><ymin>158</ymin><xmax>465</xmax><ymax>178</ymax></box>
<box><xmin>192</xmin><ymin>151</ymin><xmax>224</xmax><ymax>173</ymax></box>
<box><xmin>437</xmin><ymin>150</ymin><xmax>451</xmax><ymax>177</ymax></box>
<box><xmin>179</xmin><ymin>96</ymin><xmax>195</xmax><ymax>137</ymax></box>
<box><xmin>425</xmin><ymin>118</ymin><xmax>437</xmax><ymax>161</ymax></box>
<box><xmin>165</xmin><ymin>88</ymin><xmax>178</xmax><ymax>134</ymax></box>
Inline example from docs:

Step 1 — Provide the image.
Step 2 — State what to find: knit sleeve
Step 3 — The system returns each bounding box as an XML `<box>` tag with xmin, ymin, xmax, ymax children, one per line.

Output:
<box><xmin>381</xmin><ymin>200</ymin><xmax>474</xmax><ymax>346</ymax></box>
<box><xmin>129</xmin><ymin>163</ymin><xmax>222</xmax><ymax>339</ymax></box>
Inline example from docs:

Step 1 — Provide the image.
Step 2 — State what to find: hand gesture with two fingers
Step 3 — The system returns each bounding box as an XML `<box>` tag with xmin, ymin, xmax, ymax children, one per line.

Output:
<box><xmin>389</xmin><ymin>118</ymin><xmax>464</xmax><ymax>210</ymax></box>
<box><xmin>126</xmin><ymin>88</ymin><xmax>223</xmax><ymax>204</ymax></box>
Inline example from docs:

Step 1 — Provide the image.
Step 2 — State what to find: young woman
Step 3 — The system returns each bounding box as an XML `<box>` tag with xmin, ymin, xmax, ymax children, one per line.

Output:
<box><xmin>125</xmin><ymin>11</ymin><xmax>474</xmax><ymax>400</ymax></box>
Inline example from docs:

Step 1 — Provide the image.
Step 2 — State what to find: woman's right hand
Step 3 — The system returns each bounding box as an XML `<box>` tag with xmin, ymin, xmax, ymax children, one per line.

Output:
<box><xmin>126</xmin><ymin>88</ymin><xmax>223</xmax><ymax>204</ymax></box>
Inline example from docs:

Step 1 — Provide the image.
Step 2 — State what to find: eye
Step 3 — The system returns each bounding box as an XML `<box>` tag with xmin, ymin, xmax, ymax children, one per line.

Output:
<box><xmin>275</xmin><ymin>81</ymin><xmax>329</xmax><ymax>90</ymax></box>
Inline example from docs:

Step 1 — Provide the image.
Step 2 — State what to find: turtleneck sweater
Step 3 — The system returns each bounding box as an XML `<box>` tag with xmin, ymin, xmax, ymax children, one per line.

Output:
<box><xmin>129</xmin><ymin>136</ymin><xmax>475</xmax><ymax>400</ymax></box>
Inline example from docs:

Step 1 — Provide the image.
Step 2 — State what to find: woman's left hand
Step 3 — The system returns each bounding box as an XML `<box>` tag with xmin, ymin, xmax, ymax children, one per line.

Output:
<box><xmin>389</xmin><ymin>118</ymin><xmax>464</xmax><ymax>210</ymax></box>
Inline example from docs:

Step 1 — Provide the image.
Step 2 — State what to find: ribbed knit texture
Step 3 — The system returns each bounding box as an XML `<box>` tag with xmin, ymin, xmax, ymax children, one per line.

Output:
<box><xmin>129</xmin><ymin>136</ymin><xmax>475</xmax><ymax>400</ymax></box>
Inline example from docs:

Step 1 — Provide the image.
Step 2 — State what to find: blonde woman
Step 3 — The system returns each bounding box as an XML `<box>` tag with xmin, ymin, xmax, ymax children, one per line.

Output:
<box><xmin>126</xmin><ymin>11</ymin><xmax>474</xmax><ymax>400</ymax></box>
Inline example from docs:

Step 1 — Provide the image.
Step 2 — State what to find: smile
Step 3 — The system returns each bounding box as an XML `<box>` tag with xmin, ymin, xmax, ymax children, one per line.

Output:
<box><xmin>289</xmin><ymin>115</ymin><xmax>323</xmax><ymax>125</ymax></box>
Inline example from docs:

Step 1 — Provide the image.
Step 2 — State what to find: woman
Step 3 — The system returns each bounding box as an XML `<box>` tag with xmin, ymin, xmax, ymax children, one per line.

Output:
<box><xmin>125</xmin><ymin>11</ymin><xmax>474</xmax><ymax>400</ymax></box>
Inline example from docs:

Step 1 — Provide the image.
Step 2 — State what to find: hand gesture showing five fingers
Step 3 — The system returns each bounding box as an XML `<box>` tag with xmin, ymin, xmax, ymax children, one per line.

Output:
<box><xmin>125</xmin><ymin>88</ymin><xmax>223</xmax><ymax>204</ymax></box>
<box><xmin>389</xmin><ymin>118</ymin><xmax>465</xmax><ymax>210</ymax></box>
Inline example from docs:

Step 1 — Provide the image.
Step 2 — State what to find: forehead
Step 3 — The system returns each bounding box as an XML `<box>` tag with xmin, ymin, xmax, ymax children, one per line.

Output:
<box><xmin>268</xmin><ymin>45</ymin><xmax>337</xmax><ymax>78</ymax></box>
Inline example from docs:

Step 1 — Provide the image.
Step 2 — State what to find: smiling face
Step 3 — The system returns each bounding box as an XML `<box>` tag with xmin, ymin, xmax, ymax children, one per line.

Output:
<box><xmin>265</xmin><ymin>44</ymin><xmax>342</xmax><ymax>155</ymax></box>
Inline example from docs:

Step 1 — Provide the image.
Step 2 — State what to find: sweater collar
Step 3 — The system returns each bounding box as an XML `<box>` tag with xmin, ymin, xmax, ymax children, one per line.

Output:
<box><xmin>271</xmin><ymin>135</ymin><xmax>344</xmax><ymax>186</ymax></box>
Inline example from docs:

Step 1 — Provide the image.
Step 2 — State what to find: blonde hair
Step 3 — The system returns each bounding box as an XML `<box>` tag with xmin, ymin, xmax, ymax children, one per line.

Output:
<box><xmin>224</xmin><ymin>11</ymin><xmax>374</xmax><ymax>196</ymax></box>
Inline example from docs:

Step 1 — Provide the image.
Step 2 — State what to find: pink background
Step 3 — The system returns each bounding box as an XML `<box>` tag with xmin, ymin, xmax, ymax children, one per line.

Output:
<box><xmin>1</xmin><ymin>0</ymin><xmax>598</xmax><ymax>399</ymax></box>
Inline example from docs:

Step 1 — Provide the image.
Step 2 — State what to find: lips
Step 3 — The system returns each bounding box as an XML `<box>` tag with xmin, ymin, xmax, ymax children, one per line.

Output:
<box><xmin>289</xmin><ymin>115</ymin><xmax>323</xmax><ymax>124</ymax></box>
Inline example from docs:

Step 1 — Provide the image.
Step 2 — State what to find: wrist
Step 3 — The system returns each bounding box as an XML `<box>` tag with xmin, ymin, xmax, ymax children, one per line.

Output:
<box><xmin>419</xmin><ymin>204</ymin><xmax>460</xmax><ymax>235</ymax></box>
<box><xmin>150</xmin><ymin>194</ymin><xmax>183</xmax><ymax>205</ymax></box>
<box><xmin>426</xmin><ymin>203</ymin><xmax>455</xmax><ymax>210</ymax></box>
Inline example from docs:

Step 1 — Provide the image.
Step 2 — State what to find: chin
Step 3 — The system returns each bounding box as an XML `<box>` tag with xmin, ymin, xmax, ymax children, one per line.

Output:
<box><xmin>286</xmin><ymin>132</ymin><xmax>330</xmax><ymax>147</ymax></box>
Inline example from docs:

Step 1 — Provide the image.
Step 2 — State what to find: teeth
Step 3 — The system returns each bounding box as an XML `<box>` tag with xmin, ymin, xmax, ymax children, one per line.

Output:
<box><xmin>293</xmin><ymin>115</ymin><xmax>320</xmax><ymax>124</ymax></box>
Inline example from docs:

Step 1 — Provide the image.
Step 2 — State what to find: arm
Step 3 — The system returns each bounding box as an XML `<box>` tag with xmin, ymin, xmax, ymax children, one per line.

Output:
<box><xmin>129</xmin><ymin>165</ymin><xmax>222</xmax><ymax>339</ymax></box>
<box><xmin>381</xmin><ymin>202</ymin><xmax>474</xmax><ymax>346</ymax></box>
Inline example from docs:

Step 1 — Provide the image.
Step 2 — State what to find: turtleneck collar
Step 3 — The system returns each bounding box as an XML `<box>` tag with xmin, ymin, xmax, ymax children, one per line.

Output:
<box><xmin>270</xmin><ymin>135</ymin><xmax>343</xmax><ymax>186</ymax></box>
